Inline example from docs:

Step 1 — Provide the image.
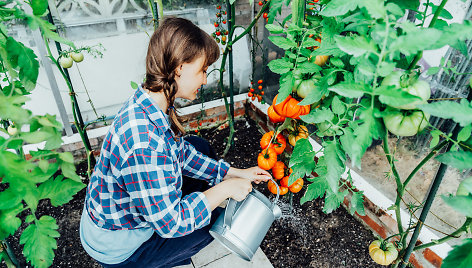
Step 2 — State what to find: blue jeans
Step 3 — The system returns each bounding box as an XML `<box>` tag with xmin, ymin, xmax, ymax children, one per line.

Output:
<box><xmin>98</xmin><ymin>136</ymin><xmax>222</xmax><ymax>268</ymax></box>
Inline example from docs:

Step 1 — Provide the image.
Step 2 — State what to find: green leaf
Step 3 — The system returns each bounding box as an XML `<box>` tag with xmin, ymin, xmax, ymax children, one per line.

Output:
<box><xmin>334</xmin><ymin>35</ymin><xmax>377</xmax><ymax>57</ymax></box>
<box><xmin>323</xmin><ymin>141</ymin><xmax>346</xmax><ymax>192</ymax></box>
<box><xmin>329</xmin><ymin>82</ymin><xmax>372</xmax><ymax>98</ymax></box>
<box><xmin>376</xmin><ymin>86</ymin><xmax>422</xmax><ymax>107</ymax></box>
<box><xmin>267</xmin><ymin>58</ymin><xmax>294</xmax><ymax>74</ymax></box>
<box><xmin>60</xmin><ymin>161</ymin><xmax>82</xmax><ymax>182</ymax></box>
<box><xmin>457</xmin><ymin>125</ymin><xmax>472</xmax><ymax>143</ymax></box>
<box><xmin>430</xmin><ymin>21</ymin><xmax>472</xmax><ymax>50</ymax></box>
<box><xmin>267</xmin><ymin>0</ymin><xmax>284</xmax><ymax>24</ymax></box>
<box><xmin>320</xmin><ymin>0</ymin><xmax>358</xmax><ymax>17</ymax></box>
<box><xmin>436</xmin><ymin>151</ymin><xmax>472</xmax><ymax>170</ymax></box>
<box><xmin>265</xmin><ymin>24</ymin><xmax>284</xmax><ymax>34</ymax></box>
<box><xmin>298</xmin><ymin>84</ymin><xmax>328</xmax><ymax>106</ymax></box>
<box><xmin>300</xmin><ymin>107</ymin><xmax>334</xmax><ymax>124</ymax></box>
<box><xmin>0</xmin><ymin>204</ymin><xmax>24</xmax><ymax>239</ymax></box>
<box><xmin>442</xmin><ymin>194</ymin><xmax>472</xmax><ymax>217</ymax></box>
<box><xmin>387</xmin><ymin>0</ymin><xmax>420</xmax><ymax>10</ymax></box>
<box><xmin>350</xmin><ymin>191</ymin><xmax>366</xmax><ymax>216</ymax></box>
<box><xmin>26</xmin><ymin>15</ymin><xmax>75</xmax><ymax>48</ymax></box>
<box><xmin>276</xmin><ymin>74</ymin><xmax>293</xmax><ymax>105</ymax></box>
<box><xmin>6</xmin><ymin>37</ymin><xmax>39</xmax><ymax>90</ymax></box>
<box><xmin>323</xmin><ymin>189</ymin><xmax>347</xmax><ymax>214</ymax></box>
<box><xmin>38</xmin><ymin>175</ymin><xmax>85</xmax><ymax>206</ymax></box>
<box><xmin>268</xmin><ymin>36</ymin><xmax>297</xmax><ymax>50</ymax></box>
<box><xmin>359</xmin><ymin>0</ymin><xmax>386</xmax><ymax>19</ymax></box>
<box><xmin>130</xmin><ymin>81</ymin><xmax>138</xmax><ymax>89</ymax></box>
<box><xmin>441</xmin><ymin>238</ymin><xmax>472</xmax><ymax>268</ymax></box>
<box><xmin>430</xmin><ymin>129</ymin><xmax>441</xmax><ymax>149</ymax></box>
<box><xmin>301</xmin><ymin>178</ymin><xmax>328</xmax><ymax>205</ymax></box>
<box><xmin>427</xmin><ymin>67</ymin><xmax>440</xmax><ymax>75</ymax></box>
<box><xmin>377</xmin><ymin>62</ymin><xmax>396</xmax><ymax>77</ymax></box>
<box><xmin>20</xmin><ymin>215</ymin><xmax>60</xmax><ymax>268</ymax></box>
<box><xmin>390</xmin><ymin>27</ymin><xmax>442</xmax><ymax>56</ymax></box>
<box><xmin>331</xmin><ymin>96</ymin><xmax>346</xmax><ymax>115</ymax></box>
<box><xmin>419</xmin><ymin>100</ymin><xmax>472</xmax><ymax>127</ymax></box>
<box><xmin>0</xmin><ymin>187</ymin><xmax>22</xmax><ymax>210</ymax></box>
<box><xmin>297</xmin><ymin>61</ymin><xmax>321</xmax><ymax>73</ymax></box>
<box><xmin>31</xmin><ymin>0</ymin><xmax>49</xmax><ymax>16</ymax></box>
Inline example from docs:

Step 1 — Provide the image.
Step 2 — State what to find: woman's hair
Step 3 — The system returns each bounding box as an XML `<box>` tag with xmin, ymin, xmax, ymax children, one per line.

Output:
<box><xmin>142</xmin><ymin>17</ymin><xmax>220</xmax><ymax>136</ymax></box>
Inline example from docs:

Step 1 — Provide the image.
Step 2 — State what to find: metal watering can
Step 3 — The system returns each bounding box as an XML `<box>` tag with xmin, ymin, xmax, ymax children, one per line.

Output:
<box><xmin>209</xmin><ymin>178</ymin><xmax>282</xmax><ymax>261</ymax></box>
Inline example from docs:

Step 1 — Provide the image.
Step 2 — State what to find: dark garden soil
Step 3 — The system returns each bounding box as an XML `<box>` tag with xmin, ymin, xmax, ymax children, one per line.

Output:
<box><xmin>6</xmin><ymin>117</ymin><xmax>381</xmax><ymax>268</ymax></box>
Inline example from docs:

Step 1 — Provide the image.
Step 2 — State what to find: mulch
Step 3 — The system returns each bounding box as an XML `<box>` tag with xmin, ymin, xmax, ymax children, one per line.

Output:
<box><xmin>5</xmin><ymin>117</ymin><xmax>381</xmax><ymax>268</ymax></box>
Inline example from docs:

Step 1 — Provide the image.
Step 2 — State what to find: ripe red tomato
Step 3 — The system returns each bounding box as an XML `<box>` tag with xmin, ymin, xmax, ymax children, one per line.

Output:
<box><xmin>248</xmin><ymin>92</ymin><xmax>253</xmax><ymax>97</ymax></box>
<box><xmin>214</xmin><ymin>22</ymin><xmax>219</xmax><ymax>27</ymax></box>
<box><xmin>258</xmin><ymin>79</ymin><xmax>263</xmax><ymax>84</ymax></box>
<box><xmin>263</xmin><ymin>13</ymin><xmax>268</xmax><ymax>19</ymax></box>
<box><xmin>258</xmin><ymin>1</ymin><xmax>263</xmax><ymax>6</ymax></box>
<box><xmin>216</xmin><ymin>31</ymin><xmax>221</xmax><ymax>36</ymax></box>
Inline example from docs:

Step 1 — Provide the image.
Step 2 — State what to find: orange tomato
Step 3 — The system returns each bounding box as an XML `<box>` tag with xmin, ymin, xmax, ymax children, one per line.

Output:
<box><xmin>267</xmin><ymin>105</ymin><xmax>285</xmax><ymax>123</ymax></box>
<box><xmin>288</xmin><ymin>125</ymin><xmax>309</xmax><ymax>146</ymax></box>
<box><xmin>260</xmin><ymin>131</ymin><xmax>287</xmax><ymax>155</ymax></box>
<box><xmin>267</xmin><ymin>180</ymin><xmax>288</xmax><ymax>195</ymax></box>
<box><xmin>289</xmin><ymin>178</ymin><xmax>304</xmax><ymax>193</ymax></box>
<box><xmin>257</xmin><ymin>147</ymin><xmax>277</xmax><ymax>170</ymax></box>
<box><xmin>271</xmin><ymin>161</ymin><xmax>286</xmax><ymax>180</ymax></box>
<box><xmin>273</xmin><ymin>94</ymin><xmax>304</xmax><ymax>119</ymax></box>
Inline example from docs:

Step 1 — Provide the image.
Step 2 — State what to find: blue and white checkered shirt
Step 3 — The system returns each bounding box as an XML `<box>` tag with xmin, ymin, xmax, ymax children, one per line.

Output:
<box><xmin>84</xmin><ymin>86</ymin><xmax>230</xmax><ymax>238</ymax></box>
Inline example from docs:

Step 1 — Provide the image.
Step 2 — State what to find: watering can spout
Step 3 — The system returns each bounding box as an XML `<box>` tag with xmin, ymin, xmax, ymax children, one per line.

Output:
<box><xmin>272</xmin><ymin>205</ymin><xmax>282</xmax><ymax>220</ymax></box>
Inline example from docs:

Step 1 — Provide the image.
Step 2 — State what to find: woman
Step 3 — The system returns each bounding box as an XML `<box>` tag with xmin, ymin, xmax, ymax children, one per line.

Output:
<box><xmin>80</xmin><ymin>17</ymin><xmax>272</xmax><ymax>268</ymax></box>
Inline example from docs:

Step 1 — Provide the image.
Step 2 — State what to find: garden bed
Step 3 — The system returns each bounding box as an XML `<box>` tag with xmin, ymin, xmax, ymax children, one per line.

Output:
<box><xmin>6</xmin><ymin>117</ymin><xmax>381</xmax><ymax>268</ymax></box>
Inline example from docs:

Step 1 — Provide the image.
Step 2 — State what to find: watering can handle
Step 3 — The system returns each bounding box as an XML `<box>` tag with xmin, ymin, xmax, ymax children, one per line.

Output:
<box><xmin>269</xmin><ymin>177</ymin><xmax>280</xmax><ymax>208</ymax></box>
<box><xmin>223</xmin><ymin>198</ymin><xmax>237</xmax><ymax>229</ymax></box>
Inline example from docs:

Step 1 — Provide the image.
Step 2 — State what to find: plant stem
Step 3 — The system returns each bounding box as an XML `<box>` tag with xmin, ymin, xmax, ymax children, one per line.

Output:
<box><xmin>408</xmin><ymin>0</ymin><xmax>448</xmax><ymax>70</ymax></box>
<box><xmin>382</xmin><ymin>131</ymin><xmax>405</xmax><ymax>236</ymax></box>
<box><xmin>403</xmin><ymin>139</ymin><xmax>448</xmax><ymax>188</ymax></box>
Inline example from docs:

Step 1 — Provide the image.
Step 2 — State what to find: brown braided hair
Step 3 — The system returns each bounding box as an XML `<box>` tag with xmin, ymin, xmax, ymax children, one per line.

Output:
<box><xmin>142</xmin><ymin>17</ymin><xmax>219</xmax><ymax>137</ymax></box>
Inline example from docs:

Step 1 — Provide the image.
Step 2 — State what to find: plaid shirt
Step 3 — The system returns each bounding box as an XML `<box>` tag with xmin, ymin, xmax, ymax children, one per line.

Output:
<box><xmin>84</xmin><ymin>86</ymin><xmax>230</xmax><ymax>238</ymax></box>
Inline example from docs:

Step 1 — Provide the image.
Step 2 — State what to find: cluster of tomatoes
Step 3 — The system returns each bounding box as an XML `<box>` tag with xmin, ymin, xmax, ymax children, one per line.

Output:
<box><xmin>256</xmin><ymin>1</ymin><xmax>269</xmax><ymax>23</ymax></box>
<box><xmin>58</xmin><ymin>51</ymin><xmax>84</xmax><ymax>69</ymax></box>
<box><xmin>248</xmin><ymin>79</ymin><xmax>265</xmax><ymax>103</ymax></box>
<box><xmin>307</xmin><ymin>0</ymin><xmax>320</xmax><ymax>10</ymax></box>
<box><xmin>211</xmin><ymin>5</ymin><xmax>229</xmax><ymax>45</ymax></box>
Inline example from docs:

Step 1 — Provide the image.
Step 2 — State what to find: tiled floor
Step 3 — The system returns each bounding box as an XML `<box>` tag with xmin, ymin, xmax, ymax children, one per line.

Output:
<box><xmin>175</xmin><ymin>240</ymin><xmax>273</xmax><ymax>268</ymax></box>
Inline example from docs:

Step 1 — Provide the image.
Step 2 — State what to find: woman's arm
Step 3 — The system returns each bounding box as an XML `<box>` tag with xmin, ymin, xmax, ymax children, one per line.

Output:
<box><xmin>203</xmin><ymin>178</ymin><xmax>253</xmax><ymax>211</ymax></box>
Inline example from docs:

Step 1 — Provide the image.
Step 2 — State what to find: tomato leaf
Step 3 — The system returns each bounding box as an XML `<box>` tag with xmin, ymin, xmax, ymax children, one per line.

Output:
<box><xmin>267</xmin><ymin>0</ymin><xmax>284</xmax><ymax>24</ymax></box>
<box><xmin>265</xmin><ymin>24</ymin><xmax>284</xmax><ymax>34</ymax></box>
<box><xmin>301</xmin><ymin>178</ymin><xmax>328</xmax><ymax>205</ymax></box>
<box><xmin>0</xmin><ymin>187</ymin><xmax>22</xmax><ymax>210</ymax></box>
<box><xmin>329</xmin><ymin>82</ymin><xmax>372</xmax><ymax>98</ymax></box>
<box><xmin>31</xmin><ymin>0</ymin><xmax>48</xmax><ymax>16</ymax></box>
<box><xmin>376</xmin><ymin>86</ymin><xmax>422</xmax><ymax>107</ymax></box>
<box><xmin>268</xmin><ymin>36</ymin><xmax>297</xmax><ymax>50</ymax></box>
<box><xmin>0</xmin><ymin>204</ymin><xmax>24</xmax><ymax>239</ymax></box>
<box><xmin>20</xmin><ymin>216</ymin><xmax>60</xmax><ymax>268</ymax></box>
<box><xmin>418</xmin><ymin>100</ymin><xmax>472</xmax><ymax>127</ymax></box>
<box><xmin>441</xmin><ymin>194</ymin><xmax>472</xmax><ymax>218</ymax></box>
<box><xmin>300</xmin><ymin>107</ymin><xmax>334</xmax><ymax>124</ymax></box>
<box><xmin>430</xmin><ymin>21</ymin><xmax>472</xmax><ymax>51</ymax></box>
<box><xmin>267</xmin><ymin>58</ymin><xmax>294</xmax><ymax>74</ymax></box>
<box><xmin>298</xmin><ymin>83</ymin><xmax>328</xmax><ymax>106</ymax></box>
<box><xmin>297</xmin><ymin>61</ymin><xmax>321</xmax><ymax>73</ymax></box>
<box><xmin>331</xmin><ymin>96</ymin><xmax>346</xmax><ymax>115</ymax></box>
<box><xmin>350</xmin><ymin>191</ymin><xmax>366</xmax><ymax>216</ymax></box>
<box><xmin>441</xmin><ymin>238</ymin><xmax>472</xmax><ymax>268</ymax></box>
<box><xmin>323</xmin><ymin>189</ymin><xmax>347</xmax><ymax>214</ymax></box>
<box><xmin>457</xmin><ymin>124</ymin><xmax>472</xmax><ymax>143</ymax></box>
<box><xmin>334</xmin><ymin>35</ymin><xmax>377</xmax><ymax>57</ymax></box>
<box><xmin>390</xmin><ymin>27</ymin><xmax>441</xmax><ymax>56</ymax></box>
<box><xmin>436</xmin><ymin>151</ymin><xmax>472</xmax><ymax>170</ymax></box>
<box><xmin>319</xmin><ymin>0</ymin><xmax>358</xmax><ymax>17</ymax></box>
<box><xmin>276</xmin><ymin>73</ymin><xmax>293</xmax><ymax>105</ymax></box>
<box><xmin>358</xmin><ymin>0</ymin><xmax>386</xmax><ymax>19</ymax></box>
<box><xmin>323</xmin><ymin>141</ymin><xmax>346</xmax><ymax>192</ymax></box>
<box><xmin>38</xmin><ymin>175</ymin><xmax>85</xmax><ymax>207</ymax></box>
<box><xmin>6</xmin><ymin>37</ymin><xmax>39</xmax><ymax>91</ymax></box>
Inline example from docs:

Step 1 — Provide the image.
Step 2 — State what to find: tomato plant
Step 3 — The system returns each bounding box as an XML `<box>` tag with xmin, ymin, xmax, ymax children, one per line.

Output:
<box><xmin>264</xmin><ymin>0</ymin><xmax>472</xmax><ymax>266</ymax></box>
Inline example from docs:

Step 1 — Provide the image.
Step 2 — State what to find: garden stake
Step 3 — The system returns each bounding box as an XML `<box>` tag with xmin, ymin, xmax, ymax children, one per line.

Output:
<box><xmin>1</xmin><ymin>240</ymin><xmax>20</xmax><ymax>268</ymax></box>
<box><xmin>398</xmin><ymin>124</ymin><xmax>461</xmax><ymax>268</ymax></box>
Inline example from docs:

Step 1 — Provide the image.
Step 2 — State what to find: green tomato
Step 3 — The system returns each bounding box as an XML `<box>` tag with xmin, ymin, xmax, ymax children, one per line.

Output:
<box><xmin>7</xmin><ymin>125</ymin><xmax>17</xmax><ymax>136</ymax></box>
<box><xmin>456</xmin><ymin>177</ymin><xmax>472</xmax><ymax>196</ymax></box>
<box><xmin>297</xmin><ymin>79</ymin><xmax>316</xmax><ymax>98</ymax></box>
<box><xmin>316</xmin><ymin>121</ymin><xmax>340</xmax><ymax>137</ymax></box>
<box><xmin>70</xmin><ymin>52</ymin><xmax>84</xmax><ymax>63</ymax></box>
<box><xmin>381</xmin><ymin>71</ymin><xmax>431</xmax><ymax>110</ymax></box>
<box><xmin>383</xmin><ymin>109</ymin><xmax>430</xmax><ymax>136</ymax></box>
<box><xmin>292</xmin><ymin>69</ymin><xmax>303</xmax><ymax>92</ymax></box>
<box><xmin>59</xmin><ymin>56</ymin><xmax>73</xmax><ymax>68</ymax></box>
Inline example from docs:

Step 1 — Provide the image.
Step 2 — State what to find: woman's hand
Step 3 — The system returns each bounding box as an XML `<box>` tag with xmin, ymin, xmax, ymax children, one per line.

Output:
<box><xmin>226</xmin><ymin>167</ymin><xmax>272</xmax><ymax>184</ymax></box>
<box><xmin>223</xmin><ymin>178</ymin><xmax>253</xmax><ymax>201</ymax></box>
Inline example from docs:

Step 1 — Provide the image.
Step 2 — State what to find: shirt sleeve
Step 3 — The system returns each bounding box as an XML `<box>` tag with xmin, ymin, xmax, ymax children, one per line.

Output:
<box><xmin>121</xmin><ymin>148</ymin><xmax>212</xmax><ymax>238</ymax></box>
<box><xmin>181</xmin><ymin>139</ymin><xmax>230</xmax><ymax>186</ymax></box>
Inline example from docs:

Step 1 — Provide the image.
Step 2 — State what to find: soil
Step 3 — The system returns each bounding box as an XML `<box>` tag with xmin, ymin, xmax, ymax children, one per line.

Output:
<box><xmin>5</xmin><ymin>117</ymin><xmax>381</xmax><ymax>268</ymax></box>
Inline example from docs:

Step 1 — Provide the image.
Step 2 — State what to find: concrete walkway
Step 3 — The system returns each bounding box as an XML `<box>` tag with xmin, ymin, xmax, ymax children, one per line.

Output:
<box><xmin>175</xmin><ymin>240</ymin><xmax>273</xmax><ymax>268</ymax></box>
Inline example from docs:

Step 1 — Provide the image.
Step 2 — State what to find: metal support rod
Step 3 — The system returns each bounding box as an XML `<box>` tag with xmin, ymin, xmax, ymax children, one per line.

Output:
<box><xmin>46</xmin><ymin>10</ymin><xmax>93</xmax><ymax>151</ymax></box>
<box><xmin>2</xmin><ymin>240</ymin><xmax>20</xmax><ymax>268</ymax></box>
<box><xmin>151</xmin><ymin>1</ymin><xmax>159</xmax><ymax>29</ymax></box>
<box><xmin>227</xmin><ymin>0</ymin><xmax>235</xmax><ymax>122</ymax></box>
<box><xmin>399</xmin><ymin>89</ymin><xmax>472</xmax><ymax>267</ymax></box>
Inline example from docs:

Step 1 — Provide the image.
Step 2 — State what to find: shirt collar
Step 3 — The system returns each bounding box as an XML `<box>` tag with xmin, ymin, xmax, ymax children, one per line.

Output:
<box><xmin>134</xmin><ymin>85</ymin><xmax>171</xmax><ymax>132</ymax></box>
